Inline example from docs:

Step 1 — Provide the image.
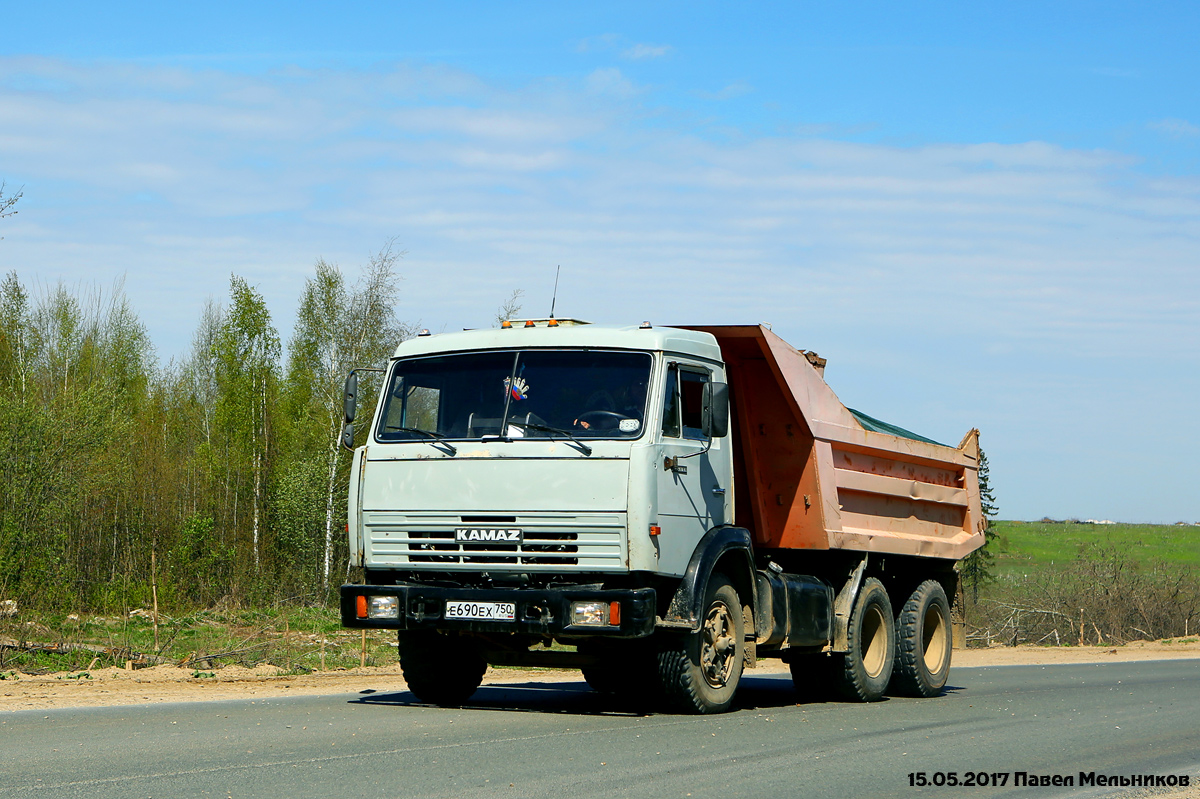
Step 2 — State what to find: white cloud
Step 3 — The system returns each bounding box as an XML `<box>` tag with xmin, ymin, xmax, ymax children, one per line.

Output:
<box><xmin>1148</xmin><ymin>118</ymin><xmax>1200</xmax><ymax>138</ymax></box>
<box><xmin>575</xmin><ymin>35</ymin><xmax>671</xmax><ymax>61</ymax></box>
<box><xmin>696</xmin><ymin>81</ymin><xmax>753</xmax><ymax>101</ymax></box>
<box><xmin>574</xmin><ymin>34</ymin><xmax>620</xmax><ymax>54</ymax></box>
<box><xmin>621</xmin><ymin>43</ymin><xmax>672</xmax><ymax>60</ymax></box>
<box><xmin>584</xmin><ymin>67</ymin><xmax>638</xmax><ymax>98</ymax></box>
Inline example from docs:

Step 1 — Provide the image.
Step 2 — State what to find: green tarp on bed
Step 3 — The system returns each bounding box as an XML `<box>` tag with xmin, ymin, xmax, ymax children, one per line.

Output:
<box><xmin>847</xmin><ymin>408</ymin><xmax>946</xmax><ymax>447</ymax></box>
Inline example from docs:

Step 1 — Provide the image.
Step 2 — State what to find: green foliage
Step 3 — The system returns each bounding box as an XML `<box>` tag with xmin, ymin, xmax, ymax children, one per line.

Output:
<box><xmin>960</xmin><ymin>446</ymin><xmax>998</xmax><ymax>600</ymax></box>
<box><xmin>0</xmin><ymin>247</ymin><xmax>411</xmax><ymax>615</ymax></box>
<box><xmin>168</xmin><ymin>515</ymin><xmax>235</xmax><ymax>608</ymax></box>
<box><xmin>267</xmin><ymin>456</ymin><xmax>326</xmax><ymax>599</ymax></box>
<box><xmin>282</xmin><ymin>243</ymin><xmax>411</xmax><ymax>592</ymax></box>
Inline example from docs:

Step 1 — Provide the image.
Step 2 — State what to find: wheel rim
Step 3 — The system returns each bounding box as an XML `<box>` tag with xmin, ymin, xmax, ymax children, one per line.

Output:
<box><xmin>860</xmin><ymin>605</ymin><xmax>888</xmax><ymax>678</ymax></box>
<box><xmin>701</xmin><ymin>600</ymin><xmax>737</xmax><ymax>688</ymax></box>
<box><xmin>922</xmin><ymin>604</ymin><xmax>948</xmax><ymax>673</ymax></box>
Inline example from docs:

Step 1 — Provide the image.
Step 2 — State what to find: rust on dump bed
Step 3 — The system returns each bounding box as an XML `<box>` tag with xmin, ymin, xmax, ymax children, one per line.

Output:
<box><xmin>683</xmin><ymin>325</ymin><xmax>985</xmax><ymax>561</ymax></box>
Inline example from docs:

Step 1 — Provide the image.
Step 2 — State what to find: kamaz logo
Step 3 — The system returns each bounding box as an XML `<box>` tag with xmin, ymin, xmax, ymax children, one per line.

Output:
<box><xmin>454</xmin><ymin>528</ymin><xmax>523</xmax><ymax>543</ymax></box>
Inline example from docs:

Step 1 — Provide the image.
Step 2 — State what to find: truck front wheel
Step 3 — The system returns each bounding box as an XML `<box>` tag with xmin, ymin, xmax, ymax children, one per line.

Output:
<box><xmin>832</xmin><ymin>577</ymin><xmax>894</xmax><ymax>702</ymax></box>
<box><xmin>890</xmin><ymin>580</ymin><xmax>952</xmax><ymax>697</ymax></box>
<box><xmin>398</xmin><ymin>631</ymin><xmax>486</xmax><ymax>706</ymax></box>
<box><xmin>657</xmin><ymin>574</ymin><xmax>744</xmax><ymax>714</ymax></box>
<box><xmin>580</xmin><ymin>641</ymin><xmax>657</xmax><ymax>703</ymax></box>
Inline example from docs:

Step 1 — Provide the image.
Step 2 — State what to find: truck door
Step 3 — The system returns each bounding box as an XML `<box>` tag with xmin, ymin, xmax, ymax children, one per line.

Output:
<box><xmin>656</xmin><ymin>362</ymin><xmax>730</xmax><ymax>566</ymax></box>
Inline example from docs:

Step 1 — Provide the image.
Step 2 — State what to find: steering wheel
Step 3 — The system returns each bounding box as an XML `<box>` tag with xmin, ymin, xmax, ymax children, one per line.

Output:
<box><xmin>576</xmin><ymin>410</ymin><xmax>629</xmax><ymax>430</ymax></box>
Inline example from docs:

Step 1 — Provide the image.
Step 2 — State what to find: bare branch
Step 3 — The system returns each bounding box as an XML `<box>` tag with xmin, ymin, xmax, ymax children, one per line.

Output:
<box><xmin>0</xmin><ymin>181</ymin><xmax>21</xmax><ymax>220</ymax></box>
<box><xmin>495</xmin><ymin>288</ymin><xmax>524</xmax><ymax>327</ymax></box>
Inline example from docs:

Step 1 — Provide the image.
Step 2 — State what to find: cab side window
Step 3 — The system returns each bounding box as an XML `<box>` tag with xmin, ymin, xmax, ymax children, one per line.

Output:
<box><xmin>679</xmin><ymin>370</ymin><xmax>709</xmax><ymax>440</ymax></box>
<box><xmin>661</xmin><ymin>364</ymin><xmax>709</xmax><ymax>441</ymax></box>
<box><xmin>661</xmin><ymin>367</ymin><xmax>681</xmax><ymax>438</ymax></box>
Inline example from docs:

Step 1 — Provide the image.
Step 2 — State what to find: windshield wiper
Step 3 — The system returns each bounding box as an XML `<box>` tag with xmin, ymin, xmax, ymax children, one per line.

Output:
<box><xmin>384</xmin><ymin>426</ymin><xmax>457</xmax><ymax>456</ymax></box>
<box><xmin>505</xmin><ymin>421</ymin><xmax>593</xmax><ymax>456</ymax></box>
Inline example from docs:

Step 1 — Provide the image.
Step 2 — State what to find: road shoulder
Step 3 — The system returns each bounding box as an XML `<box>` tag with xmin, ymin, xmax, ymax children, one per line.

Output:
<box><xmin>3</xmin><ymin>640</ymin><xmax>1198</xmax><ymax>712</ymax></box>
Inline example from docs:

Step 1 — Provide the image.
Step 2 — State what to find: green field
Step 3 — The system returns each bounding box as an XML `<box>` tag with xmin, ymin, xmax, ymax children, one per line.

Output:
<box><xmin>990</xmin><ymin>520</ymin><xmax>1200</xmax><ymax>578</ymax></box>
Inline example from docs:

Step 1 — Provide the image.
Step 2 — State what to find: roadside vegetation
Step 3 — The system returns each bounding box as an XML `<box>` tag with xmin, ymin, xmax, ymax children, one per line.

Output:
<box><xmin>0</xmin><ymin>248</ymin><xmax>412</xmax><ymax>618</ymax></box>
<box><xmin>961</xmin><ymin>521</ymin><xmax>1200</xmax><ymax>647</ymax></box>
<box><xmin>0</xmin><ymin>607</ymin><xmax>399</xmax><ymax>676</ymax></box>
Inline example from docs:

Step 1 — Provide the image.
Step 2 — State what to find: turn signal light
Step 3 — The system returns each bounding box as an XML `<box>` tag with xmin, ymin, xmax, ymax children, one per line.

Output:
<box><xmin>355</xmin><ymin>595</ymin><xmax>367</xmax><ymax>619</ymax></box>
<box><xmin>649</xmin><ymin>525</ymin><xmax>661</xmax><ymax>536</ymax></box>
<box><xmin>609</xmin><ymin>601</ymin><xmax>621</xmax><ymax>626</ymax></box>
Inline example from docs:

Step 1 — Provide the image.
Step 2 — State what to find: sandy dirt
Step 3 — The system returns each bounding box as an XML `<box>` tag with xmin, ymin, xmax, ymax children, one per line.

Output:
<box><xmin>3</xmin><ymin>639</ymin><xmax>1198</xmax><ymax>713</ymax></box>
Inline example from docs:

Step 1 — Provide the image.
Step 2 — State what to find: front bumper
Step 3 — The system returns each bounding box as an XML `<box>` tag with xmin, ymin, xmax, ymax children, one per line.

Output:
<box><xmin>339</xmin><ymin>583</ymin><xmax>657</xmax><ymax>638</ymax></box>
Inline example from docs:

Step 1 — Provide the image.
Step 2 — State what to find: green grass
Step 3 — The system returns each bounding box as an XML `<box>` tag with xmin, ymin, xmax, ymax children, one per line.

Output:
<box><xmin>0</xmin><ymin>607</ymin><xmax>400</xmax><ymax>675</ymax></box>
<box><xmin>991</xmin><ymin>520</ymin><xmax>1200</xmax><ymax>579</ymax></box>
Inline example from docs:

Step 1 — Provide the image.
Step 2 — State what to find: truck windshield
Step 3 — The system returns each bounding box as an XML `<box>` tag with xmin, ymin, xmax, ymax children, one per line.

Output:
<box><xmin>376</xmin><ymin>349</ymin><xmax>652</xmax><ymax>443</ymax></box>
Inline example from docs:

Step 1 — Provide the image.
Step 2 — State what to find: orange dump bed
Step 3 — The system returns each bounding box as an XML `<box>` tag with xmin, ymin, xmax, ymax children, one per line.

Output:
<box><xmin>685</xmin><ymin>325</ymin><xmax>985</xmax><ymax>561</ymax></box>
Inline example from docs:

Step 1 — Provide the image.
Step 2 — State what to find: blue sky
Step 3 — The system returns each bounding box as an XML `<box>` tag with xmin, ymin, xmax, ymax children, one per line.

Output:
<box><xmin>2</xmin><ymin>2</ymin><xmax>1198</xmax><ymax>522</ymax></box>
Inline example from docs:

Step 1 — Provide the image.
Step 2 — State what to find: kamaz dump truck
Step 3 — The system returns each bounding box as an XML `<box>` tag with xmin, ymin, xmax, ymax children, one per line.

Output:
<box><xmin>339</xmin><ymin>320</ymin><xmax>985</xmax><ymax>713</ymax></box>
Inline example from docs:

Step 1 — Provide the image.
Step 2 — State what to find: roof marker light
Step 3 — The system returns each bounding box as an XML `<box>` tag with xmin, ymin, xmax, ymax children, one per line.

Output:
<box><xmin>640</xmin><ymin>321</ymin><xmax>653</xmax><ymax>329</ymax></box>
<box><xmin>524</xmin><ymin>320</ymin><xmax>536</xmax><ymax>328</ymax></box>
<box><xmin>547</xmin><ymin>318</ymin><xmax>559</xmax><ymax>327</ymax></box>
<box><xmin>501</xmin><ymin>320</ymin><xmax>512</xmax><ymax>329</ymax></box>
<box><xmin>418</xmin><ymin>329</ymin><xmax>431</xmax><ymax>337</ymax></box>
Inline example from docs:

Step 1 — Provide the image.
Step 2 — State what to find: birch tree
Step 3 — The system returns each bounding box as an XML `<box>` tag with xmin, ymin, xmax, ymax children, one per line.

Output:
<box><xmin>214</xmin><ymin>276</ymin><xmax>280</xmax><ymax>577</ymax></box>
<box><xmin>285</xmin><ymin>242</ymin><xmax>412</xmax><ymax>591</ymax></box>
<box><xmin>0</xmin><ymin>272</ymin><xmax>33</xmax><ymax>396</ymax></box>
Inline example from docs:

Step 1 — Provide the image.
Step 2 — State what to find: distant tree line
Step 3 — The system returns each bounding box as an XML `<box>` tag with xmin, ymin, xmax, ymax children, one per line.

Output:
<box><xmin>0</xmin><ymin>244</ymin><xmax>413</xmax><ymax>613</ymax></box>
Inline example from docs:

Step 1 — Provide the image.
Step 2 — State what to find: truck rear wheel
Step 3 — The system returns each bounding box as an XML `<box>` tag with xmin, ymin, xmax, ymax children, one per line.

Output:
<box><xmin>890</xmin><ymin>580</ymin><xmax>952</xmax><ymax>697</ymax></box>
<box><xmin>832</xmin><ymin>577</ymin><xmax>894</xmax><ymax>702</ymax></box>
<box><xmin>398</xmin><ymin>631</ymin><xmax>486</xmax><ymax>706</ymax></box>
<box><xmin>657</xmin><ymin>574</ymin><xmax>744</xmax><ymax>714</ymax></box>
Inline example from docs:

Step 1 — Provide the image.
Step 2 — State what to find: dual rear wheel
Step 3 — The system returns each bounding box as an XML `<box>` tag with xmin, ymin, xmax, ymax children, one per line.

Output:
<box><xmin>791</xmin><ymin>577</ymin><xmax>952</xmax><ymax>702</ymax></box>
<box><xmin>891</xmin><ymin>579</ymin><xmax>952</xmax><ymax>698</ymax></box>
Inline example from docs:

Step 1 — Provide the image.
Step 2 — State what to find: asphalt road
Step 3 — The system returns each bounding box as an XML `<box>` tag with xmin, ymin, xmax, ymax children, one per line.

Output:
<box><xmin>3</xmin><ymin>660</ymin><xmax>1198</xmax><ymax>799</ymax></box>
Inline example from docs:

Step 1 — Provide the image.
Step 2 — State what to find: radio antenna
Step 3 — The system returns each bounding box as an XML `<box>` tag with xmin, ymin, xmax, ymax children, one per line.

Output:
<box><xmin>549</xmin><ymin>265</ymin><xmax>561</xmax><ymax>319</ymax></box>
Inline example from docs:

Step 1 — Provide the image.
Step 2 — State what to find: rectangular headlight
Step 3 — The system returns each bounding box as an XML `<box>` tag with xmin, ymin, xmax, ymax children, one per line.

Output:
<box><xmin>570</xmin><ymin>601</ymin><xmax>609</xmax><ymax>626</ymax></box>
<box><xmin>368</xmin><ymin>595</ymin><xmax>400</xmax><ymax>619</ymax></box>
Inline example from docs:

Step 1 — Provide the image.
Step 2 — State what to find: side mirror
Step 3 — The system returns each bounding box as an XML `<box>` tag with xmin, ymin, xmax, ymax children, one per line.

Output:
<box><xmin>340</xmin><ymin>421</ymin><xmax>355</xmax><ymax>450</ymax></box>
<box><xmin>701</xmin><ymin>381</ymin><xmax>730</xmax><ymax>439</ymax></box>
<box><xmin>343</xmin><ymin>371</ymin><xmax>358</xmax><ymax>423</ymax></box>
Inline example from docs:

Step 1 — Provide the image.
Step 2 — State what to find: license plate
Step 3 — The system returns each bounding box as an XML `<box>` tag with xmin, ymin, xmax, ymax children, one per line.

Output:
<box><xmin>445</xmin><ymin>601</ymin><xmax>516</xmax><ymax>621</ymax></box>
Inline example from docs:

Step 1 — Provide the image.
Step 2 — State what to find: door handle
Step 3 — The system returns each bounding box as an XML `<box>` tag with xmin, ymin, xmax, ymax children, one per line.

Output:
<box><xmin>711</xmin><ymin>487</ymin><xmax>726</xmax><ymax>496</ymax></box>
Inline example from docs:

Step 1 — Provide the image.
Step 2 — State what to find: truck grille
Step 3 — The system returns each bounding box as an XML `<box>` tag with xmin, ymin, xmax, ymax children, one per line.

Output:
<box><xmin>363</xmin><ymin>512</ymin><xmax>627</xmax><ymax>573</ymax></box>
<box><xmin>407</xmin><ymin>530</ymin><xmax>579</xmax><ymax>565</ymax></box>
